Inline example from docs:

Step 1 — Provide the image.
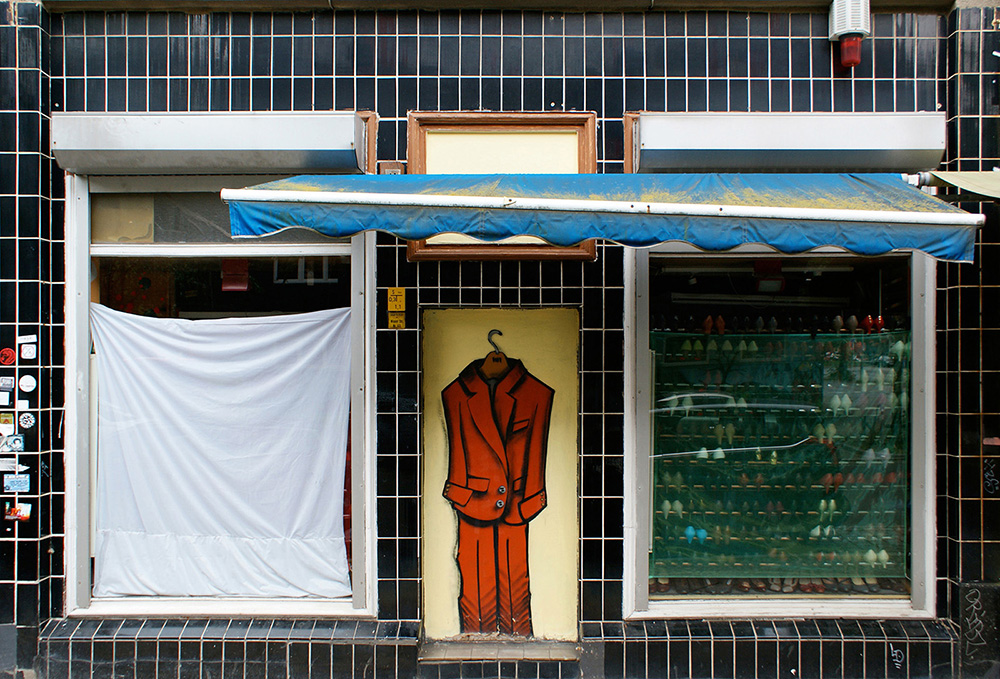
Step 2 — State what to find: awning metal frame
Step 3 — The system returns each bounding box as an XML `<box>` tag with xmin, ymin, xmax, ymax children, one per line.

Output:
<box><xmin>221</xmin><ymin>187</ymin><xmax>984</xmax><ymax>229</ymax></box>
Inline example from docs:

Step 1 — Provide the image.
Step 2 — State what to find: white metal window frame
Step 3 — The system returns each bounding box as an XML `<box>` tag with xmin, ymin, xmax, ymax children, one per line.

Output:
<box><xmin>623</xmin><ymin>244</ymin><xmax>937</xmax><ymax>620</ymax></box>
<box><xmin>64</xmin><ymin>173</ymin><xmax>377</xmax><ymax>618</ymax></box>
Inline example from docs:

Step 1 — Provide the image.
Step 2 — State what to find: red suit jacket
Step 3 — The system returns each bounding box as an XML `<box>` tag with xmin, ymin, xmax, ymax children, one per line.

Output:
<box><xmin>442</xmin><ymin>359</ymin><xmax>554</xmax><ymax>525</ymax></box>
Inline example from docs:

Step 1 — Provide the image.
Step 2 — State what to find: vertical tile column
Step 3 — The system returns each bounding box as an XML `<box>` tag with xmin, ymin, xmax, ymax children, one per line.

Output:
<box><xmin>0</xmin><ymin>0</ymin><xmax>56</xmax><ymax>671</ymax></box>
<box><xmin>942</xmin><ymin>6</ymin><xmax>1000</xmax><ymax>676</ymax></box>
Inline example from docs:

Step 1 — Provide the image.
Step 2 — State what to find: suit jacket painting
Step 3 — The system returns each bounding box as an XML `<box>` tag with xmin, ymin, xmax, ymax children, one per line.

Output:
<box><xmin>442</xmin><ymin>359</ymin><xmax>554</xmax><ymax>525</ymax></box>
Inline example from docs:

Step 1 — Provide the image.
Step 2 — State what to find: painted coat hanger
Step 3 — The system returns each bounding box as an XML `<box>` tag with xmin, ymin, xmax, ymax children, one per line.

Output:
<box><xmin>480</xmin><ymin>328</ymin><xmax>511</xmax><ymax>379</ymax></box>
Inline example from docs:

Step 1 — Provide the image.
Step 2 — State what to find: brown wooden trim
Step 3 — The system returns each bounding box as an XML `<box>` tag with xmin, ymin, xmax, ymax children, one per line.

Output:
<box><xmin>407</xmin><ymin>111</ymin><xmax>598</xmax><ymax>175</ymax></box>
<box><xmin>406</xmin><ymin>239</ymin><xmax>597</xmax><ymax>261</ymax></box>
<box><xmin>623</xmin><ymin>112</ymin><xmax>640</xmax><ymax>174</ymax></box>
<box><xmin>358</xmin><ymin>111</ymin><xmax>379</xmax><ymax>174</ymax></box>
<box><xmin>406</xmin><ymin>111</ymin><xmax>598</xmax><ymax>261</ymax></box>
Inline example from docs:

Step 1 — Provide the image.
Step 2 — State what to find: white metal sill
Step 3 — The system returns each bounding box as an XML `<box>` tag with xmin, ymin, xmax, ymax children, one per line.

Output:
<box><xmin>68</xmin><ymin>598</ymin><xmax>375</xmax><ymax>619</ymax></box>
<box><xmin>629</xmin><ymin>599</ymin><xmax>934</xmax><ymax>621</ymax></box>
<box><xmin>90</xmin><ymin>243</ymin><xmax>353</xmax><ymax>258</ymax></box>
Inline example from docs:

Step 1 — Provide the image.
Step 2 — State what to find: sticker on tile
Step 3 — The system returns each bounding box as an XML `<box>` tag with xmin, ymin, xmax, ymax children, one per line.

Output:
<box><xmin>3</xmin><ymin>502</ymin><xmax>30</xmax><ymax>522</ymax></box>
<box><xmin>17</xmin><ymin>376</ymin><xmax>35</xmax><ymax>393</ymax></box>
<box><xmin>0</xmin><ymin>349</ymin><xmax>13</xmax><ymax>366</ymax></box>
<box><xmin>0</xmin><ymin>459</ymin><xmax>28</xmax><ymax>472</ymax></box>
<box><xmin>19</xmin><ymin>345</ymin><xmax>35</xmax><ymax>360</ymax></box>
<box><xmin>3</xmin><ymin>474</ymin><xmax>29</xmax><ymax>493</ymax></box>
<box><xmin>0</xmin><ymin>435</ymin><xmax>23</xmax><ymax>453</ymax></box>
<box><xmin>18</xmin><ymin>413</ymin><xmax>34</xmax><ymax>430</ymax></box>
<box><xmin>16</xmin><ymin>335</ymin><xmax>36</xmax><ymax>345</ymax></box>
<box><xmin>0</xmin><ymin>414</ymin><xmax>12</xmax><ymax>437</ymax></box>
<box><xmin>0</xmin><ymin>378</ymin><xmax>12</xmax><ymax>392</ymax></box>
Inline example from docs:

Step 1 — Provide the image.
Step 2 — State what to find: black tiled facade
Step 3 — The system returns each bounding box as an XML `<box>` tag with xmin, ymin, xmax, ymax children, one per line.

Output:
<box><xmin>0</xmin><ymin>0</ymin><xmax>997</xmax><ymax>677</ymax></box>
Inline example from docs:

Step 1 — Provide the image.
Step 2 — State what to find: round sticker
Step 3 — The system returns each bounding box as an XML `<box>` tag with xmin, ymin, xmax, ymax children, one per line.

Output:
<box><xmin>17</xmin><ymin>375</ymin><xmax>36</xmax><ymax>393</ymax></box>
<box><xmin>0</xmin><ymin>348</ymin><xmax>14</xmax><ymax>365</ymax></box>
<box><xmin>18</xmin><ymin>413</ymin><xmax>34</xmax><ymax>429</ymax></box>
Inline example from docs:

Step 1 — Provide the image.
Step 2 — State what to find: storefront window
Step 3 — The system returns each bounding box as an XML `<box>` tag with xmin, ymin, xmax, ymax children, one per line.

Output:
<box><xmin>644</xmin><ymin>256</ymin><xmax>913</xmax><ymax>599</ymax></box>
<box><xmin>64</xmin><ymin>176</ymin><xmax>373</xmax><ymax>615</ymax></box>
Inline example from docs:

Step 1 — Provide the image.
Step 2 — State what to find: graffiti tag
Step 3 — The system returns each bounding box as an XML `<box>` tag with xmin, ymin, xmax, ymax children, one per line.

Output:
<box><xmin>984</xmin><ymin>459</ymin><xmax>999</xmax><ymax>496</ymax></box>
<box><xmin>965</xmin><ymin>587</ymin><xmax>989</xmax><ymax>659</ymax></box>
<box><xmin>889</xmin><ymin>643</ymin><xmax>904</xmax><ymax>670</ymax></box>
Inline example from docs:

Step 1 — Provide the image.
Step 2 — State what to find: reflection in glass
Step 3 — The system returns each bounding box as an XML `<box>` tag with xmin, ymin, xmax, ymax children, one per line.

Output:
<box><xmin>648</xmin><ymin>257</ymin><xmax>911</xmax><ymax>598</ymax></box>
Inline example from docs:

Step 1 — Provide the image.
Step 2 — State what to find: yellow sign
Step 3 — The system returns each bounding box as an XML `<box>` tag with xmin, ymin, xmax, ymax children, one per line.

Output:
<box><xmin>387</xmin><ymin>288</ymin><xmax>406</xmax><ymax>312</ymax></box>
<box><xmin>388</xmin><ymin>312</ymin><xmax>406</xmax><ymax>329</ymax></box>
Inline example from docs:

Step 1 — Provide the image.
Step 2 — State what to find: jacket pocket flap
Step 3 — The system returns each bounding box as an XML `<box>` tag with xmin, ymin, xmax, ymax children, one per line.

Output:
<box><xmin>512</xmin><ymin>419</ymin><xmax>530</xmax><ymax>432</ymax></box>
<box><xmin>467</xmin><ymin>476</ymin><xmax>490</xmax><ymax>491</ymax></box>
<box><xmin>443</xmin><ymin>482</ymin><xmax>473</xmax><ymax>506</ymax></box>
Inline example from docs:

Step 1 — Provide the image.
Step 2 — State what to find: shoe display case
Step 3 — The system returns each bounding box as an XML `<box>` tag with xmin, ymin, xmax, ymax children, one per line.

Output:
<box><xmin>646</xmin><ymin>257</ymin><xmax>912</xmax><ymax>598</ymax></box>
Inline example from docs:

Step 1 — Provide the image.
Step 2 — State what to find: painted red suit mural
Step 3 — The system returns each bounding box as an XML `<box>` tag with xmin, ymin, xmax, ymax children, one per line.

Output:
<box><xmin>441</xmin><ymin>332</ymin><xmax>554</xmax><ymax>637</ymax></box>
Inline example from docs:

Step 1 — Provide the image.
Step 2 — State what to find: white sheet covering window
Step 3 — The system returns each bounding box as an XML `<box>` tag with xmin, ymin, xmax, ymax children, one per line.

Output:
<box><xmin>89</xmin><ymin>304</ymin><xmax>352</xmax><ymax>598</ymax></box>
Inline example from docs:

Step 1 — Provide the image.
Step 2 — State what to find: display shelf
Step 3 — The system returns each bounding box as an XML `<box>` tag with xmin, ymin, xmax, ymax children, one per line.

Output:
<box><xmin>648</xmin><ymin>329</ymin><xmax>910</xmax><ymax>585</ymax></box>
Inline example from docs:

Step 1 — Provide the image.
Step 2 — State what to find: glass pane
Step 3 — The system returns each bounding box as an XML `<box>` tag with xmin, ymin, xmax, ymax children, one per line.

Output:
<box><xmin>91</xmin><ymin>193</ymin><xmax>348</xmax><ymax>244</ymax></box>
<box><xmin>648</xmin><ymin>257</ymin><xmax>911</xmax><ymax>598</ymax></box>
<box><xmin>93</xmin><ymin>256</ymin><xmax>351</xmax><ymax>317</ymax></box>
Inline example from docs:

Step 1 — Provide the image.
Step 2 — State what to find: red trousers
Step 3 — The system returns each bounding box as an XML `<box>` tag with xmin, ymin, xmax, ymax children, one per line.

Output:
<box><xmin>456</xmin><ymin>516</ymin><xmax>532</xmax><ymax>636</ymax></box>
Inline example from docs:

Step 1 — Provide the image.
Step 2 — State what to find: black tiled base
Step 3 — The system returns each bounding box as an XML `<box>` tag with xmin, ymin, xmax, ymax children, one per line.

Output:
<box><xmin>37</xmin><ymin>618</ymin><xmax>957</xmax><ymax>679</ymax></box>
<box><xmin>418</xmin><ymin>660</ymin><xmax>578</xmax><ymax>679</ymax></box>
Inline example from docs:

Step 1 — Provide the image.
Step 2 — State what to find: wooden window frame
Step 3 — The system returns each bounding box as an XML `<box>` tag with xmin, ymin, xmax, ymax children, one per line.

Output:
<box><xmin>405</xmin><ymin>111</ymin><xmax>598</xmax><ymax>261</ymax></box>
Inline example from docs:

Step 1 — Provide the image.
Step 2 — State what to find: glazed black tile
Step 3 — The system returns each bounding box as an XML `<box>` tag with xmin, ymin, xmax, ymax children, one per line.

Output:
<box><xmin>596</xmin><ymin>37</ymin><xmax>621</xmax><ymax>80</ymax></box>
<box><xmin>840</xmin><ymin>639</ymin><xmax>864</xmax><ymax>678</ymax></box>
<box><xmin>0</xmin><ymin>155</ymin><xmax>14</xmax><ymax>201</ymax></box>
<box><xmin>724</xmin><ymin>37</ymin><xmax>748</xmax><ymax>78</ymax></box>
<box><xmin>665</xmin><ymin>37</ymin><xmax>685</xmax><ymax>77</ymax></box>
<box><xmin>856</xmin><ymin>620</ymin><xmax>885</xmax><ymax>640</ymax></box>
<box><xmin>732</xmin><ymin>640</ymin><xmax>755</xmax><ymax>677</ymax></box>
<box><xmin>708</xmin><ymin>78</ymin><xmax>727</xmax><ymax>110</ymax></box>
<box><xmin>820</xmin><ymin>640</ymin><xmax>843</xmax><ymax>677</ymax></box>
<box><xmin>864</xmin><ymin>640</ymin><xmax>888</xmax><ymax>678</ymax></box>
<box><xmin>767</xmin><ymin>78</ymin><xmax>792</xmax><ymax>112</ymax></box>
<box><xmin>713</xmin><ymin>639</ymin><xmax>735</xmax><ymax>677</ymax></box>
<box><xmin>62</xmin><ymin>76</ymin><xmax>84</xmax><ymax>110</ymax></box>
<box><xmin>907</xmin><ymin>640</ymin><xmax>931</xmax><ymax>679</ymax></box>
<box><xmin>869</xmin><ymin>12</ymin><xmax>893</xmax><ymax>38</ymax></box>
<box><xmin>618</xmin><ymin>77</ymin><xmax>640</xmax><ymax>112</ymax></box>
<box><xmin>852</xmin><ymin>79</ymin><xmax>874</xmax><ymax>112</ymax></box>
<box><xmin>686</xmin><ymin>639</ymin><xmax>712</xmax><ymax>677</ymax></box>
<box><xmin>206</xmin><ymin>78</ymin><xmax>228</xmax><ymax>111</ymax></box>
<box><xmin>872</xmin><ymin>79</ymin><xmax>895</xmax><ymax>112</ymax></box>
<box><xmin>161</xmin><ymin>77</ymin><xmax>186</xmax><ymax>111</ymax></box>
<box><xmin>682</xmin><ymin>77</ymin><xmax>706</xmax><ymax>111</ymax></box>
<box><xmin>113</xmin><ymin>640</ymin><xmax>136</xmax><ymax>665</ymax></box>
<box><xmin>703</xmin><ymin>36</ymin><xmax>726</xmax><ymax>78</ymax></box>
<box><xmin>686</xmin><ymin>38</ymin><xmax>706</xmax><ymax>78</ymax></box>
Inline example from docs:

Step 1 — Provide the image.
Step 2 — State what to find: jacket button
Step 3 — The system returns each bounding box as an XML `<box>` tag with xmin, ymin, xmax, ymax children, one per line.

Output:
<box><xmin>497</xmin><ymin>486</ymin><xmax>506</xmax><ymax>494</ymax></box>
<box><xmin>496</xmin><ymin>500</ymin><xmax>505</xmax><ymax>508</ymax></box>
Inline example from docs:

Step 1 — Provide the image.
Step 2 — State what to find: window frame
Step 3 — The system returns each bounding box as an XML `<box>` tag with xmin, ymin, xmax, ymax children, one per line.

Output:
<box><xmin>623</xmin><ymin>244</ymin><xmax>937</xmax><ymax>620</ymax></box>
<box><xmin>64</xmin><ymin>173</ymin><xmax>377</xmax><ymax>617</ymax></box>
<box><xmin>404</xmin><ymin>111</ymin><xmax>599</xmax><ymax>262</ymax></box>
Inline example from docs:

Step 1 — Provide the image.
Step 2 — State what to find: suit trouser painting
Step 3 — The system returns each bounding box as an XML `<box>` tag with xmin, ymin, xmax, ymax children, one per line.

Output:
<box><xmin>442</xmin><ymin>358</ymin><xmax>554</xmax><ymax>636</ymax></box>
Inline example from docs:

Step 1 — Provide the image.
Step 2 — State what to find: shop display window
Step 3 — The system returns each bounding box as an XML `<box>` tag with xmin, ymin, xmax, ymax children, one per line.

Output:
<box><xmin>640</xmin><ymin>255</ymin><xmax>917</xmax><ymax>601</ymax></box>
<box><xmin>64</xmin><ymin>177</ymin><xmax>373</xmax><ymax>615</ymax></box>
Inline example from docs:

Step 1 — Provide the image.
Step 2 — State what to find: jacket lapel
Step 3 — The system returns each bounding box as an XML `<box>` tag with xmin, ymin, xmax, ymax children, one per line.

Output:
<box><xmin>462</xmin><ymin>364</ymin><xmax>509</xmax><ymax>472</ymax></box>
<box><xmin>492</xmin><ymin>362</ymin><xmax>524</xmax><ymax>443</ymax></box>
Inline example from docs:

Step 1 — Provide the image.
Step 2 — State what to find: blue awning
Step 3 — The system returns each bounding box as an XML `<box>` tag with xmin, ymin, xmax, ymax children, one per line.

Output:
<box><xmin>222</xmin><ymin>173</ymin><xmax>983</xmax><ymax>262</ymax></box>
